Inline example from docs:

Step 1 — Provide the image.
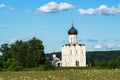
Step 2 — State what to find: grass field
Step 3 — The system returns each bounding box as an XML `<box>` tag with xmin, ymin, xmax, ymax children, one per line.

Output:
<box><xmin>0</xmin><ymin>69</ymin><xmax>120</xmax><ymax>80</ymax></box>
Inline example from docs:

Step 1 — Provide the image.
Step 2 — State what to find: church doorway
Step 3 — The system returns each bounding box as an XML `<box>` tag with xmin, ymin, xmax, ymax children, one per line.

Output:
<box><xmin>76</xmin><ymin>61</ymin><xmax>79</xmax><ymax>66</ymax></box>
<box><xmin>58</xmin><ymin>63</ymin><xmax>60</xmax><ymax>67</ymax></box>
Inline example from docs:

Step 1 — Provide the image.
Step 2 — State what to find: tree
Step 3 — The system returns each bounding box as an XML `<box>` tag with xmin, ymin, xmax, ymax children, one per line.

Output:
<box><xmin>0</xmin><ymin>37</ymin><xmax>45</xmax><ymax>69</ymax></box>
<box><xmin>108</xmin><ymin>57</ymin><xmax>120</xmax><ymax>69</ymax></box>
<box><xmin>25</xmin><ymin>37</ymin><xmax>45</xmax><ymax>67</ymax></box>
<box><xmin>0</xmin><ymin>43</ymin><xmax>12</xmax><ymax>62</ymax></box>
<box><xmin>10</xmin><ymin>40</ymin><xmax>28</xmax><ymax>67</ymax></box>
<box><xmin>0</xmin><ymin>56</ymin><xmax>3</xmax><ymax>71</ymax></box>
<box><xmin>114</xmin><ymin>57</ymin><xmax>120</xmax><ymax>68</ymax></box>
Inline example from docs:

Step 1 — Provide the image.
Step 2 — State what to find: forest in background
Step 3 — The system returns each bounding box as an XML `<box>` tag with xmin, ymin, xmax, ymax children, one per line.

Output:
<box><xmin>46</xmin><ymin>50</ymin><xmax>120</xmax><ymax>68</ymax></box>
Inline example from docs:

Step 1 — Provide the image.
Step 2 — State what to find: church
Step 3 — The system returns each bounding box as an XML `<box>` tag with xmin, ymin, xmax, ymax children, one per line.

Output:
<box><xmin>61</xmin><ymin>21</ymin><xmax>86</xmax><ymax>67</ymax></box>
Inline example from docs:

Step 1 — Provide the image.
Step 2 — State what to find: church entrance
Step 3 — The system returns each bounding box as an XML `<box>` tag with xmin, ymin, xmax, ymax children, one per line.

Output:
<box><xmin>76</xmin><ymin>61</ymin><xmax>79</xmax><ymax>66</ymax></box>
<box><xmin>58</xmin><ymin>63</ymin><xmax>60</xmax><ymax>67</ymax></box>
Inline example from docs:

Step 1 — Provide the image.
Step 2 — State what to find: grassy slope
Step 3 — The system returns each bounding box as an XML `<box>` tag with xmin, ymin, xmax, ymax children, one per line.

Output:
<box><xmin>0</xmin><ymin>69</ymin><xmax>120</xmax><ymax>80</ymax></box>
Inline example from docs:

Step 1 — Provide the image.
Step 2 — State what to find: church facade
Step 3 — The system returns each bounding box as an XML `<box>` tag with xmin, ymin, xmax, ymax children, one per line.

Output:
<box><xmin>61</xmin><ymin>22</ymin><xmax>86</xmax><ymax>67</ymax></box>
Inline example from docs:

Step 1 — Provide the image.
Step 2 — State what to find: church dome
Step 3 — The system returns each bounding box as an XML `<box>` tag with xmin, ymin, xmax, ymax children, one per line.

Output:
<box><xmin>68</xmin><ymin>24</ymin><xmax>78</xmax><ymax>35</ymax></box>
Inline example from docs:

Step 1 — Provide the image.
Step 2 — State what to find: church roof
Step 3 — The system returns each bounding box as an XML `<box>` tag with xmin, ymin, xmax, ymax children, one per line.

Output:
<box><xmin>62</xmin><ymin>44</ymin><xmax>85</xmax><ymax>47</ymax></box>
<box><xmin>68</xmin><ymin>21</ymin><xmax>78</xmax><ymax>35</ymax></box>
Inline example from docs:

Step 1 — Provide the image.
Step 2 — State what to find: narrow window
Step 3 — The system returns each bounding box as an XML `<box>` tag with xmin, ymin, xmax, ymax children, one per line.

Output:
<box><xmin>76</xmin><ymin>61</ymin><xmax>79</xmax><ymax>66</ymax></box>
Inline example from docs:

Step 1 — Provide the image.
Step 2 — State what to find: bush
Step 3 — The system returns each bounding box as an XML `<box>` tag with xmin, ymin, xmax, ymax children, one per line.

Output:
<box><xmin>8</xmin><ymin>60</ymin><xmax>23</xmax><ymax>71</ymax></box>
<box><xmin>43</xmin><ymin>60</ymin><xmax>55</xmax><ymax>70</ymax></box>
<box><xmin>4</xmin><ymin>58</ymin><xmax>23</xmax><ymax>71</ymax></box>
<box><xmin>0</xmin><ymin>68</ymin><xmax>3</xmax><ymax>71</ymax></box>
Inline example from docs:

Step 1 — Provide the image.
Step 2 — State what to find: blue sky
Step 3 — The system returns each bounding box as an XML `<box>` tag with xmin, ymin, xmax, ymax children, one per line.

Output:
<box><xmin>0</xmin><ymin>0</ymin><xmax>120</xmax><ymax>54</ymax></box>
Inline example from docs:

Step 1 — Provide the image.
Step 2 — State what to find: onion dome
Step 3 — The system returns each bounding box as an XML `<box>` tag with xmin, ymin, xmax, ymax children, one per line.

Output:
<box><xmin>68</xmin><ymin>21</ymin><xmax>78</xmax><ymax>35</ymax></box>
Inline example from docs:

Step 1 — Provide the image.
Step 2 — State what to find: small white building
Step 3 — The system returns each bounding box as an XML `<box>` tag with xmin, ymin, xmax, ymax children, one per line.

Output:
<box><xmin>52</xmin><ymin>54</ymin><xmax>62</xmax><ymax>67</ymax></box>
<box><xmin>61</xmin><ymin>21</ymin><xmax>86</xmax><ymax>67</ymax></box>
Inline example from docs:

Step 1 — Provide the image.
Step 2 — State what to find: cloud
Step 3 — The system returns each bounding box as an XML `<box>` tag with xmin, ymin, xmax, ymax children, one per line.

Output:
<box><xmin>78</xmin><ymin>8</ymin><xmax>95</xmax><ymax>15</ymax></box>
<box><xmin>0</xmin><ymin>38</ymin><xmax>16</xmax><ymax>43</ymax></box>
<box><xmin>38</xmin><ymin>1</ymin><xmax>73</xmax><ymax>13</ymax></box>
<box><xmin>9</xmin><ymin>6</ymin><xmax>15</xmax><ymax>10</ymax></box>
<box><xmin>0</xmin><ymin>4</ymin><xmax>15</xmax><ymax>10</ymax></box>
<box><xmin>86</xmin><ymin>39</ymin><xmax>98</xmax><ymax>42</ymax></box>
<box><xmin>106</xmin><ymin>43</ymin><xmax>115</xmax><ymax>49</ymax></box>
<box><xmin>9</xmin><ymin>38</ymin><xmax>16</xmax><ymax>43</ymax></box>
<box><xmin>78</xmin><ymin>4</ymin><xmax>120</xmax><ymax>15</ymax></box>
<box><xmin>0</xmin><ymin>4</ymin><xmax>6</xmax><ymax>8</ymax></box>
<box><xmin>94</xmin><ymin>44</ymin><xmax>102</xmax><ymax>49</ymax></box>
<box><xmin>118</xmin><ymin>45</ymin><xmax>120</xmax><ymax>48</ymax></box>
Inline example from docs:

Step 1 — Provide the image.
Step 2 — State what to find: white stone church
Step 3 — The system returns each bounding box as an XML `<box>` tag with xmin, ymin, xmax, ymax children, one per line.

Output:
<box><xmin>61</xmin><ymin>21</ymin><xmax>86</xmax><ymax>67</ymax></box>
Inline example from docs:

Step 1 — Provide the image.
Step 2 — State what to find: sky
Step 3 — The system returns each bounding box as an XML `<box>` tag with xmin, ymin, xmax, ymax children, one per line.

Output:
<box><xmin>1</xmin><ymin>0</ymin><xmax>120</xmax><ymax>54</ymax></box>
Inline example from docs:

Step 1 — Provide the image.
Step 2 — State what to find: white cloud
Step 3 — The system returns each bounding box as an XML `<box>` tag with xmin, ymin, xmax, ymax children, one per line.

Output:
<box><xmin>59</xmin><ymin>2</ymin><xmax>73</xmax><ymax>10</ymax></box>
<box><xmin>86</xmin><ymin>39</ymin><xmax>98</xmax><ymax>42</ymax></box>
<box><xmin>94</xmin><ymin>44</ymin><xmax>102</xmax><ymax>49</ymax></box>
<box><xmin>38</xmin><ymin>1</ymin><xmax>73</xmax><ymax>13</ymax></box>
<box><xmin>9</xmin><ymin>6</ymin><xmax>15</xmax><ymax>10</ymax></box>
<box><xmin>78</xmin><ymin>8</ymin><xmax>95</xmax><ymax>15</ymax></box>
<box><xmin>106</xmin><ymin>43</ymin><xmax>115</xmax><ymax>49</ymax></box>
<box><xmin>9</xmin><ymin>38</ymin><xmax>16</xmax><ymax>43</ymax></box>
<box><xmin>78</xmin><ymin>4</ymin><xmax>120</xmax><ymax>15</ymax></box>
<box><xmin>0</xmin><ymin>4</ymin><xmax>15</xmax><ymax>10</ymax></box>
<box><xmin>0</xmin><ymin>4</ymin><xmax>6</xmax><ymax>8</ymax></box>
<box><xmin>118</xmin><ymin>45</ymin><xmax>120</xmax><ymax>47</ymax></box>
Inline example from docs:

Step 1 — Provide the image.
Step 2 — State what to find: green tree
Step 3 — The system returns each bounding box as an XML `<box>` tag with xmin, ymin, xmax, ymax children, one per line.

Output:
<box><xmin>25</xmin><ymin>37</ymin><xmax>45</xmax><ymax>67</ymax></box>
<box><xmin>114</xmin><ymin>57</ymin><xmax>120</xmax><ymax>68</ymax></box>
<box><xmin>10</xmin><ymin>40</ymin><xmax>28</xmax><ymax>67</ymax></box>
<box><xmin>0</xmin><ymin>56</ymin><xmax>3</xmax><ymax>71</ymax></box>
<box><xmin>0</xmin><ymin>44</ymin><xmax>12</xmax><ymax>62</ymax></box>
<box><xmin>108</xmin><ymin>57</ymin><xmax>120</xmax><ymax>69</ymax></box>
<box><xmin>0</xmin><ymin>37</ymin><xmax>45</xmax><ymax>69</ymax></box>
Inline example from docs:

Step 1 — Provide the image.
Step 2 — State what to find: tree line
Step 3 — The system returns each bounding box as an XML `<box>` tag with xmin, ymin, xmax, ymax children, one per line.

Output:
<box><xmin>1</xmin><ymin>37</ymin><xmax>120</xmax><ymax>71</ymax></box>
<box><xmin>0</xmin><ymin>37</ymin><xmax>45</xmax><ymax>71</ymax></box>
<box><xmin>87</xmin><ymin>51</ymin><xmax>120</xmax><ymax>68</ymax></box>
<box><xmin>46</xmin><ymin>51</ymin><xmax>120</xmax><ymax>69</ymax></box>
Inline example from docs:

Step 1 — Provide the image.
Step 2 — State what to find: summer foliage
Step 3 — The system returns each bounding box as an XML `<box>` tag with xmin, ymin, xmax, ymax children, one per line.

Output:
<box><xmin>0</xmin><ymin>37</ymin><xmax>45</xmax><ymax>71</ymax></box>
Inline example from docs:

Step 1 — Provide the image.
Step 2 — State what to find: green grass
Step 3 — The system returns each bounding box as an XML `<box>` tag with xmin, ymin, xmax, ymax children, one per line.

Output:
<box><xmin>22</xmin><ymin>66</ymin><xmax>110</xmax><ymax>71</ymax></box>
<box><xmin>0</xmin><ymin>69</ymin><xmax>120</xmax><ymax>80</ymax></box>
<box><xmin>22</xmin><ymin>67</ymin><xmax>44</xmax><ymax>71</ymax></box>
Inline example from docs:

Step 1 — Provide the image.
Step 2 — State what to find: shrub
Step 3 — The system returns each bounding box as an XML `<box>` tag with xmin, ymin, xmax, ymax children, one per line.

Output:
<box><xmin>0</xmin><ymin>68</ymin><xmax>3</xmax><ymax>71</ymax></box>
<box><xmin>4</xmin><ymin>58</ymin><xmax>23</xmax><ymax>71</ymax></box>
<box><xmin>8</xmin><ymin>60</ymin><xmax>23</xmax><ymax>71</ymax></box>
<box><xmin>43</xmin><ymin>60</ymin><xmax>55</xmax><ymax>70</ymax></box>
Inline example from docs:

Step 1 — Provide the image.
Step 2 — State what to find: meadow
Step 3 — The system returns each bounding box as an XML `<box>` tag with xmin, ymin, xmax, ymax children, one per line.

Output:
<box><xmin>0</xmin><ymin>69</ymin><xmax>120</xmax><ymax>80</ymax></box>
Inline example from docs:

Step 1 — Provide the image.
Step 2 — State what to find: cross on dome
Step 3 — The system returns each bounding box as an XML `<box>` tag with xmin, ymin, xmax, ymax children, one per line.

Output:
<box><xmin>68</xmin><ymin>20</ymin><xmax>78</xmax><ymax>35</ymax></box>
